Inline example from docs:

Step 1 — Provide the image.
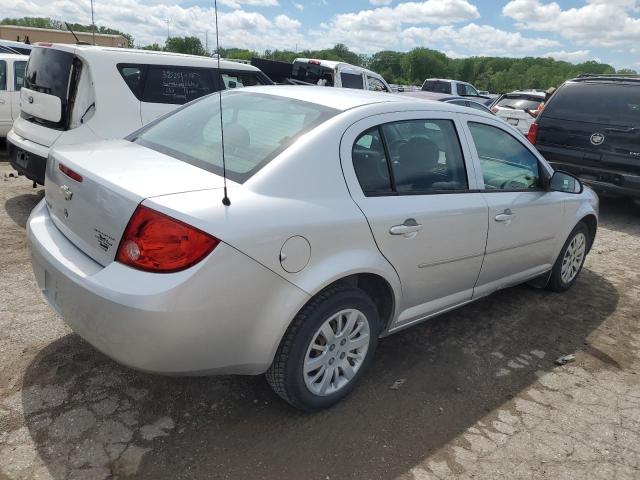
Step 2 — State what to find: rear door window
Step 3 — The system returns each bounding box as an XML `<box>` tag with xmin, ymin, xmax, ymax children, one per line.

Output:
<box><xmin>544</xmin><ymin>82</ymin><xmax>640</xmax><ymax>126</ymax></box>
<box><xmin>458</xmin><ymin>83</ymin><xmax>479</xmax><ymax>96</ymax></box>
<box><xmin>13</xmin><ymin>61</ymin><xmax>26</xmax><ymax>90</ymax></box>
<box><xmin>380</xmin><ymin>119</ymin><xmax>469</xmax><ymax>193</ymax></box>
<box><xmin>341</xmin><ymin>72</ymin><xmax>364</xmax><ymax>89</ymax></box>
<box><xmin>117</xmin><ymin>64</ymin><xmax>146</xmax><ymax>100</ymax></box>
<box><xmin>142</xmin><ymin>67</ymin><xmax>216</xmax><ymax>105</ymax></box>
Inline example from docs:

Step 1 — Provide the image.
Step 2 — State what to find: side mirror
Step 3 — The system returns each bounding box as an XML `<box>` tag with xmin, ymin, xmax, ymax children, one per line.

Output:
<box><xmin>549</xmin><ymin>170</ymin><xmax>583</xmax><ymax>194</ymax></box>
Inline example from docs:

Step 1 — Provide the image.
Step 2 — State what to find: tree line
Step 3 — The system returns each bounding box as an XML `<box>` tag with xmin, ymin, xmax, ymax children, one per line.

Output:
<box><xmin>3</xmin><ymin>17</ymin><xmax>636</xmax><ymax>93</ymax></box>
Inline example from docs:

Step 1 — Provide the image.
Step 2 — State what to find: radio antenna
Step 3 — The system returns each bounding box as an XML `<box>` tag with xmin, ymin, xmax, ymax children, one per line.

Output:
<box><xmin>214</xmin><ymin>0</ymin><xmax>231</xmax><ymax>206</ymax></box>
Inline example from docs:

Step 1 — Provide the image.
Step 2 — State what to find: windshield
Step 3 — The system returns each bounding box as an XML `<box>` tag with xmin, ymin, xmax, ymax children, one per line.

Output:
<box><xmin>132</xmin><ymin>92</ymin><xmax>338</xmax><ymax>183</ymax></box>
<box><xmin>496</xmin><ymin>95</ymin><xmax>543</xmax><ymax>111</ymax></box>
<box><xmin>544</xmin><ymin>82</ymin><xmax>640</xmax><ymax>126</ymax></box>
<box><xmin>291</xmin><ymin>62</ymin><xmax>334</xmax><ymax>86</ymax></box>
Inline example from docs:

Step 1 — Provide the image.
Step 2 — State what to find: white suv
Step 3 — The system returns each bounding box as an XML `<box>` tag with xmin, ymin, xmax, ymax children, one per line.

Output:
<box><xmin>8</xmin><ymin>43</ymin><xmax>272</xmax><ymax>185</ymax></box>
<box><xmin>422</xmin><ymin>78</ymin><xmax>486</xmax><ymax>98</ymax></box>
<box><xmin>0</xmin><ymin>53</ymin><xmax>28</xmax><ymax>139</ymax></box>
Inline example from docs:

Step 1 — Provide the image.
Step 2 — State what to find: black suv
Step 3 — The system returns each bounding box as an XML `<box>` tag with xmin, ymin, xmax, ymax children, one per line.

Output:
<box><xmin>528</xmin><ymin>75</ymin><xmax>640</xmax><ymax>207</ymax></box>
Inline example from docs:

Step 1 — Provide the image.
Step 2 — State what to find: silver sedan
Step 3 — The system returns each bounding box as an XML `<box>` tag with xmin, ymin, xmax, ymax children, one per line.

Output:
<box><xmin>28</xmin><ymin>86</ymin><xmax>598</xmax><ymax>411</ymax></box>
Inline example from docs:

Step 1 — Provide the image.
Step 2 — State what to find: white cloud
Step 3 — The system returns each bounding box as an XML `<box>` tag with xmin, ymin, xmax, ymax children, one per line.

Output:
<box><xmin>543</xmin><ymin>49</ymin><xmax>593</xmax><ymax>63</ymax></box>
<box><xmin>218</xmin><ymin>0</ymin><xmax>278</xmax><ymax>8</ymax></box>
<box><xmin>1</xmin><ymin>0</ymin><xmax>304</xmax><ymax>49</ymax></box>
<box><xmin>503</xmin><ymin>0</ymin><xmax>640</xmax><ymax>47</ymax></box>
<box><xmin>315</xmin><ymin>0</ymin><xmax>480</xmax><ymax>52</ymax></box>
<box><xmin>274</xmin><ymin>14</ymin><xmax>301</xmax><ymax>30</ymax></box>
<box><xmin>291</xmin><ymin>1</ymin><xmax>304</xmax><ymax>11</ymax></box>
<box><xmin>370</xmin><ymin>0</ymin><xmax>394</xmax><ymax>5</ymax></box>
<box><xmin>402</xmin><ymin>23</ymin><xmax>559</xmax><ymax>55</ymax></box>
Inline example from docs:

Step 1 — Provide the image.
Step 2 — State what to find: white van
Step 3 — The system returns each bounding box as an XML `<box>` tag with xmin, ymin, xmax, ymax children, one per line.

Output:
<box><xmin>0</xmin><ymin>54</ymin><xmax>29</xmax><ymax>139</ymax></box>
<box><xmin>291</xmin><ymin>58</ymin><xmax>392</xmax><ymax>91</ymax></box>
<box><xmin>8</xmin><ymin>44</ymin><xmax>272</xmax><ymax>185</ymax></box>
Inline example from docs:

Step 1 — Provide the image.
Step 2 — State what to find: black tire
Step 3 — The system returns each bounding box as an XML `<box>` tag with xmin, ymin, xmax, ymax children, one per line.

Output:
<box><xmin>266</xmin><ymin>285</ymin><xmax>380</xmax><ymax>412</ymax></box>
<box><xmin>546</xmin><ymin>222</ymin><xmax>589</xmax><ymax>292</ymax></box>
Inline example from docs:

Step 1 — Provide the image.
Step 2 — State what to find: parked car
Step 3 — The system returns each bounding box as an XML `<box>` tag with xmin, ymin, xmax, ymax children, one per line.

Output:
<box><xmin>421</xmin><ymin>78</ymin><xmax>488</xmax><ymax>99</ymax></box>
<box><xmin>491</xmin><ymin>90</ymin><xmax>546</xmax><ymax>135</ymax></box>
<box><xmin>400</xmin><ymin>90</ymin><xmax>495</xmax><ymax>115</ymax></box>
<box><xmin>0</xmin><ymin>53</ymin><xmax>28</xmax><ymax>139</ymax></box>
<box><xmin>8</xmin><ymin>43</ymin><xmax>272</xmax><ymax>185</ymax></box>
<box><xmin>28</xmin><ymin>86</ymin><xmax>598</xmax><ymax>411</ymax></box>
<box><xmin>0</xmin><ymin>40</ymin><xmax>32</xmax><ymax>55</ymax></box>
<box><xmin>252</xmin><ymin>57</ymin><xmax>392</xmax><ymax>92</ymax></box>
<box><xmin>528</xmin><ymin>75</ymin><xmax>640</xmax><ymax>208</ymax></box>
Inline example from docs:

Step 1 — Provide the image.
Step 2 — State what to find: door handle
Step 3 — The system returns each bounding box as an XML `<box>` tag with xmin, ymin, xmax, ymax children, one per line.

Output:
<box><xmin>494</xmin><ymin>209</ymin><xmax>514</xmax><ymax>223</ymax></box>
<box><xmin>390</xmin><ymin>219</ymin><xmax>423</xmax><ymax>236</ymax></box>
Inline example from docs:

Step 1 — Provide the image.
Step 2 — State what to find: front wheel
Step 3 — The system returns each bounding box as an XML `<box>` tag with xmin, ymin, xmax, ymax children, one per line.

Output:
<box><xmin>547</xmin><ymin>223</ymin><xmax>589</xmax><ymax>292</ymax></box>
<box><xmin>266</xmin><ymin>286</ymin><xmax>380</xmax><ymax>412</ymax></box>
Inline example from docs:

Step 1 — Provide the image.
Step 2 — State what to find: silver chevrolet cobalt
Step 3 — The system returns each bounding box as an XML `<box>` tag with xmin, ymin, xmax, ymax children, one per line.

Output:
<box><xmin>28</xmin><ymin>86</ymin><xmax>598</xmax><ymax>411</ymax></box>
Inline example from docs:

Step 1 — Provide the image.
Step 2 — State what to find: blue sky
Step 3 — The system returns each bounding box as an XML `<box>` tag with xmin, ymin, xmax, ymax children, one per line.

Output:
<box><xmin>4</xmin><ymin>0</ymin><xmax>640</xmax><ymax>69</ymax></box>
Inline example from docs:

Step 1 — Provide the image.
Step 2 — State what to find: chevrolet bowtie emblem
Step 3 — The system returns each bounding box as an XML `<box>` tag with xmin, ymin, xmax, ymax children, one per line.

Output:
<box><xmin>60</xmin><ymin>185</ymin><xmax>73</xmax><ymax>201</ymax></box>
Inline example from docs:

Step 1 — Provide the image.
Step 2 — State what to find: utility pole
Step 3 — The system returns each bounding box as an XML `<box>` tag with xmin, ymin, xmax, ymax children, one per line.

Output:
<box><xmin>165</xmin><ymin>19</ymin><xmax>170</xmax><ymax>40</ymax></box>
<box><xmin>90</xmin><ymin>0</ymin><xmax>96</xmax><ymax>45</ymax></box>
<box><xmin>205</xmin><ymin>30</ymin><xmax>209</xmax><ymax>55</ymax></box>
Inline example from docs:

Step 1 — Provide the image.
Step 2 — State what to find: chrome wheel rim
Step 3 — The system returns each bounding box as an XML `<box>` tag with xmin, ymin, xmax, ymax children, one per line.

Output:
<box><xmin>561</xmin><ymin>232</ymin><xmax>586</xmax><ymax>284</ymax></box>
<box><xmin>303</xmin><ymin>308</ymin><xmax>370</xmax><ymax>397</ymax></box>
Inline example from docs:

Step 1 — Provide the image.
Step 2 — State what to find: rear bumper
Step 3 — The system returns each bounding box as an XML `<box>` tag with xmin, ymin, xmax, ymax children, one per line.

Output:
<box><xmin>7</xmin><ymin>129</ymin><xmax>49</xmax><ymax>185</ymax></box>
<box><xmin>27</xmin><ymin>199</ymin><xmax>310</xmax><ymax>375</ymax></box>
<box><xmin>542</xmin><ymin>157</ymin><xmax>640</xmax><ymax>198</ymax></box>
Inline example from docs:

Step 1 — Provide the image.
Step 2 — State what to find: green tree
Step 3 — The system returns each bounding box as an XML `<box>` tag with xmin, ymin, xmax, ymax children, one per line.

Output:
<box><xmin>165</xmin><ymin>36</ymin><xmax>206</xmax><ymax>56</ymax></box>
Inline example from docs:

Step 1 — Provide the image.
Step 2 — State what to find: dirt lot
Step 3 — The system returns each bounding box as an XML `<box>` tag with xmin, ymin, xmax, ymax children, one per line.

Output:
<box><xmin>0</xmin><ymin>157</ymin><xmax>639</xmax><ymax>480</ymax></box>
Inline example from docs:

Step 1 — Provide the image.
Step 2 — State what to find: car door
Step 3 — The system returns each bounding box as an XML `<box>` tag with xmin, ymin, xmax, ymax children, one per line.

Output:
<box><xmin>0</xmin><ymin>60</ymin><xmax>12</xmax><ymax>135</ymax></box>
<box><xmin>459</xmin><ymin>114</ymin><xmax>565</xmax><ymax>297</ymax></box>
<box><xmin>11</xmin><ymin>59</ymin><xmax>26</xmax><ymax>121</ymax></box>
<box><xmin>341</xmin><ymin>111</ymin><xmax>488</xmax><ymax>327</ymax></box>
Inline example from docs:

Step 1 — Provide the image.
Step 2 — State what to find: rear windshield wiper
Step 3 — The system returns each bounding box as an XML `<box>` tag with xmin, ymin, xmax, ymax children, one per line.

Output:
<box><xmin>605</xmin><ymin>126</ymin><xmax>636</xmax><ymax>134</ymax></box>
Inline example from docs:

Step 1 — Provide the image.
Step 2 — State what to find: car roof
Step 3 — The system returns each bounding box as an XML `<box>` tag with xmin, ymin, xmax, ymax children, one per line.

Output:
<box><xmin>398</xmin><ymin>91</ymin><xmax>460</xmax><ymax>102</ymax></box>
<box><xmin>237</xmin><ymin>85</ymin><xmax>495</xmax><ymax>118</ymax></box>
<box><xmin>0</xmin><ymin>53</ymin><xmax>29</xmax><ymax>60</ymax></box>
<box><xmin>30</xmin><ymin>43</ymin><xmax>260</xmax><ymax>71</ymax></box>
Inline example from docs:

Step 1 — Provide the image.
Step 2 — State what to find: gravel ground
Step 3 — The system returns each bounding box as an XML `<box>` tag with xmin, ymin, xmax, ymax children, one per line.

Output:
<box><xmin>0</xmin><ymin>158</ymin><xmax>639</xmax><ymax>480</ymax></box>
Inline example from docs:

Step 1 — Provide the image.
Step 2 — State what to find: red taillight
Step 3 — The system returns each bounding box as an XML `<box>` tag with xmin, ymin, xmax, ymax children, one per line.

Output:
<box><xmin>491</xmin><ymin>107</ymin><xmax>499</xmax><ymax>113</ymax></box>
<box><xmin>116</xmin><ymin>205</ymin><xmax>220</xmax><ymax>273</ymax></box>
<box><xmin>308</xmin><ymin>59</ymin><xmax>321</xmax><ymax>65</ymax></box>
<box><xmin>527</xmin><ymin>123</ymin><xmax>539</xmax><ymax>144</ymax></box>
<box><xmin>58</xmin><ymin>163</ymin><xmax>83</xmax><ymax>182</ymax></box>
<box><xmin>37</xmin><ymin>42</ymin><xmax>53</xmax><ymax>47</ymax></box>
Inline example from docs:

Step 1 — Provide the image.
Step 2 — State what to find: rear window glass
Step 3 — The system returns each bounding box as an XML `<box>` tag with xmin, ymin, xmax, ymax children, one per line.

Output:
<box><xmin>24</xmin><ymin>47</ymin><xmax>74</xmax><ymax>101</ymax></box>
<box><xmin>545</xmin><ymin>82</ymin><xmax>640</xmax><ymax>126</ymax></box>
<box><xmin>142</xmin><ymin>67</ymin><xmax>216</xmax><ymax>105</ymax></box>
<box><xmin>0</xmin><ymin>61</ymin><xmax>5</xmax><ymax>90</ymax></box>
<box><xmin>496</xmin><ymin>95</ymin><xmax>543</xmax><ymax>111</ymax></box>
<box><xmin>220</xmin><ymin>71</ymin><xmax>266</xmax><ymax>89</ymax></box>
<box><xmin>422</xmin><ymin>81</ymin><xmax>451</xmax><ymax>94</ymax></box>
<box><xmin>132</xmin><ymin>92</ymin><xmax>338</xmax><ymax>183</ymax></box>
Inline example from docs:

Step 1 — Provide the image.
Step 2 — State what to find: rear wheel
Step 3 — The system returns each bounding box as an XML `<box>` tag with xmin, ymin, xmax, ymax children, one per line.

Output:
<box><xmin>266</xmin><ymin>286</ymin><xmax>380</xmax><ymax>412</ymax></box>
<box><xmin>547</xmin><ymin>223</ymin><xmax>588</xmax><ymax>292</ymax></box>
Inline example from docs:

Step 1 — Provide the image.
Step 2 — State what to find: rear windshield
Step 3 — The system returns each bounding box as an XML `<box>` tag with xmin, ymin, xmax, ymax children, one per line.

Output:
<box><xmin>496</xmin><ymin>95</ymin><xmax>543</xmax><ymax>111</ymax></box>
<box><xmin>545</xmin><ymin>82</ymin><xmax>640</xmax><ymax>126</ymax></box>
<box><xmin>292</xmin><ymin>62</ymin><xmax>334</xmax><ymax>86</ymax></box>
<box><xmin>132</xmin><ymin>92</ymin><xmax>338</xmax><ymax>183</ymax></box>
<box><xmin>422</xmin><ymin>81</ymin><xmax>451</xmax><ymax>94</ymax></box>
<box><xmin>25</xmin><ymin>48</ymin><xmax>74</xmax><ymax>101</ymax></box>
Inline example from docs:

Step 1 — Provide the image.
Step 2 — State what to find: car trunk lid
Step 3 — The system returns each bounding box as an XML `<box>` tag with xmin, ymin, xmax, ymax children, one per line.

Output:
<box><xmin>45</xmin><ymin>140</ymin><xmax>229</xmax><ymax>266</ymax></box>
